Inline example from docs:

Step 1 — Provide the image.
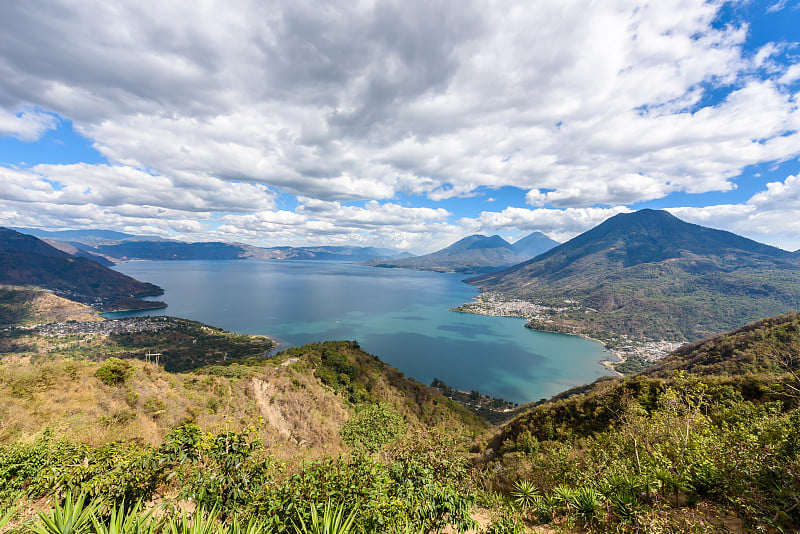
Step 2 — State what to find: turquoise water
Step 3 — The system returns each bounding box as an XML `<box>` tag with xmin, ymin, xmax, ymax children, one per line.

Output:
<box><xmin>109</xmin><ymin>260</ymin><xmax>613</xmax><ymax>403</ymax></box>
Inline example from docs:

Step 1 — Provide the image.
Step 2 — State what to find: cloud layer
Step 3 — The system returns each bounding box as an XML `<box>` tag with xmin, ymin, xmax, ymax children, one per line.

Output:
<box><xmin>0</xmin><ymin>0</ymin><xmax>798</xmax><ymax>250</ymax></box>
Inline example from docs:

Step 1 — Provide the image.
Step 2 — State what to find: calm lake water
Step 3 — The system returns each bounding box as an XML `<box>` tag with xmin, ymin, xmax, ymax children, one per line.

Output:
<box><xmin>109</xmin><ymin>260</ymin><xmax>613</xmax><ymax>403</ymax></box>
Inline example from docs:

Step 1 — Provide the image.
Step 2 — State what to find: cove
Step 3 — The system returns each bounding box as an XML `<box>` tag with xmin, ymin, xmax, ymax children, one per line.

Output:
<box><xmin>107</xmin><ymin>260</ymin><xmax>614</xmax><ymax>404</ymax></box>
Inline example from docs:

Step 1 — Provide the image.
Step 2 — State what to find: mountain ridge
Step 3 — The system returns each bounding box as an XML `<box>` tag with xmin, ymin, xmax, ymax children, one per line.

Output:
<box><xmin>0</xmin><ymin>228</ymin><xmax>165</xmax><ymax>312</ymax></box>
<box><xmin>467</xmin><ymin>209</ymin><xmax>800</xmax><ymax>341</ymax></box>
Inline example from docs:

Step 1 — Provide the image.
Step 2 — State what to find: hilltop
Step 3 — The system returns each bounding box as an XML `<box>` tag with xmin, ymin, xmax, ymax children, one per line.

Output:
<box><xmin>467</xmin><ymin>209</ymin><xmax>800</xmax><ymax>342</ymax></box>
<box><xmin>0</xmin><ymin>285</ymin><xmax>103</xmax><ymax>327</ymax></box>
<box><xmin>370</xmin><ymin>234</ymin><xmax>535</xmax><ymax>274</ymax></box>
<box><xmin>511</xmin><ymin>231</ymin><xmax>560</xmax><ymax>259</ymax></box>
<box><xmin>0</xmin><ymin>228</ymin><xmax>165</xmax><ymax>311</ymax></box>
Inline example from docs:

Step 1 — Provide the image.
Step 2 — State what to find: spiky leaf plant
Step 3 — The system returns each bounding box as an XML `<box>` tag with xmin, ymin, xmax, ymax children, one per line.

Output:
<box><xmin>294</xmin><ymin>502</ymin><xmax>358</xmax><ymax>534</ymax></box>
<box><xmin>510</xmin><ymin>479</ymin><xmax>539</xmax><ymax>509</ymax></box>
<box><xmin>167</xmin><ymin>507</ymin><xmax>223</xmax><ymax>534</ymax></box>
<box><xmin>551</xmin><ymin>484</ymin><xmax>577</xmax><ymax>509</ymax></box>
<box><xmin>30</xmin><ymin>493</ymin><xmax>97</xmax><ymax>534</ymax></box>
<box><xmin>229</xmin><ymin>517</ymin><xmax>269</xmax><ymax>534</ymax></box>
<box><xmin>0</xmin><ymin>506</ymin><xmax>17</xmax><ymax>531</ymax></box>
<box><xmin>571</xmin><ymin>487</ymin><xmax>603</xmax><ymax>522</ymax></box>
<box><xmin>91</xmin><ymin>500</ymin><xmax>158</xmax><ymax>534</ymax></box>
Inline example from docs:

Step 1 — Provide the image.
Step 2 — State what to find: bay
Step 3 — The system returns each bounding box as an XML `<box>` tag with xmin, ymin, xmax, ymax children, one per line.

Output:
<box><xmin>108</xmin><ymin>260</ymin><xmax>614</xmax><ymax>404</ymax></box>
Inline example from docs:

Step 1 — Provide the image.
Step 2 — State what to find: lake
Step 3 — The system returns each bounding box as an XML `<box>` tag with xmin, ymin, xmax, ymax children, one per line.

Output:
<box><xmin>108</xmin><ymin>260</ymin><xmax>614</xmax><ymax>403</ymax></box>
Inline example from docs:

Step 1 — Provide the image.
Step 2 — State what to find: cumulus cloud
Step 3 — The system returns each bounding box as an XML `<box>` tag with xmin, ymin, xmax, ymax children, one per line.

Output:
<box><xmin>0</xmin><ymin>108</ymin><xmax>57</xmax><ymax>141</ymax></box>
<box><xmin>0</xmin><ymin>0</ymin><xmax>799</xmax><ymax>246</ymax></box>
<box><xmin>459</xmin><ymin>206</ymin><xmax>632</xmax><ymax>242</ymax></box>
<box><xmin>668</xmin><ymin>174</ymin><xmax>800</xmax><ymax>251</ymax></box>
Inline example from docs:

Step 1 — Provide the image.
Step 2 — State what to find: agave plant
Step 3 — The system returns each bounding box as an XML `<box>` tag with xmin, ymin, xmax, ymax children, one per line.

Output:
<box><xmin>609</xmin><ymin>492</ymin><xmax>641</xmax><ymax>524</ymax></box>
<box><xmin>92</xmin><ymin>500</ymin><xmax>159</xmax><ymax>534</ymax></box>
<box><xmin>0</xmin><ymin>506</ymin><xmax>17</xmax><ymax>531</ymax></box>
<box><xmin>510</xmin><ymin>479</ymin><xmax>539</xmax><ymax>509</ymax></box>
<box><xmin>294</xmin><ymin>502</ymin><xmax>358</xmax><ymax>534</ymax></box>
<box><xmin>229</xmin><ymin>516</ymin><xmax>270</xmax><ymax>534</ymax></box>
<box><xmin>167</xmin><ymin>507</ymin><xmax>223</xmax><ymax>534</ymax></box>
<box><xmin>571</xmin><ymin>487</ymin><xmax>603</xmax><ymax>522</ymax></box>
<box><xmin>551</xmin><ymin>484</ymin><xmax>577</xmax><ymax>509</ymax></box>
<box><xmin>30</xmin><ymin>493</ymin><xmax>98</xmax><ymax>534</ymax></box>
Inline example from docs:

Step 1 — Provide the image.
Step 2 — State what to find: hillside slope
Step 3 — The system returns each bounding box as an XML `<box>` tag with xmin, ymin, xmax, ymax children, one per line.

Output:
<box><xmin>371</xmin><ymin>234</ymin><xmax>529</xmax><ymax>274</ymax></box>
<box><xmin>0</xmin><ymin>285</ymin><xmax>103</xmax><ymax>327</ymax></box>
<box><xmin>478</xmin><ymin>313</ymin><xmax>800</xmax><ymax>531</ymax></box>
<box><xmin>0</xmin><ymin>228</ymin><xmax>165</xmax><ymax>311</ymax></box>
<box><xmin>467</xmin><ymin>209</ymin><xmax>800</xmax><ymax>340</ymax></box>
<box><xmin>0</xmin><ymin>316</ymin><xmax>484</xmax><ymax>450</ymax></box>
<box><xmin>488</xmin><ymin>312</ymin><xmax>800</xmax><ymax>449</ymax></box>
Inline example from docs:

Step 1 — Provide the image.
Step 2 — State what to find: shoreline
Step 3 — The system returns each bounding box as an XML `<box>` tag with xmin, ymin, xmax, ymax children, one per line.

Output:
<box><xmin>450</xmin><ymin>292</ymin><xmax>681</xmax><ymax>375</ymax></box>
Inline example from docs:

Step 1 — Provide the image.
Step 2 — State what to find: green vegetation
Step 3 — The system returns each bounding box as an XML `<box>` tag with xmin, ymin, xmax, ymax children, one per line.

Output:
<box><xmin>109</xmin><ymin>318</ymin><xmax>275</xmax><ymax>372</ymax></box>
<box><xmin>0</xmin><ymin>427</ymin><xmax>476</xmax><ymax>534</ymax></box>
<box><xmin>478</xmin><ymin>314</ymin><xmax>800</xmax><ymax>532</ymax></box>
<box><xmin>430</xmin><ymin>379</ymin><xmax>520</xmax><ymax>424</ymax></box>
<box><xmin>95</xmin><ymin>358</ymin><xmax>134</xmax><ymax>385</ymax></box>
<box><xmin>5</xmin><ymin>277</ymin><xmax>800</xmax><ymax>532</ymax></box>
<box><xmin>339</xmin><ymin>403</ymin><xmax>405</xmax><ymax>452</ymax></box>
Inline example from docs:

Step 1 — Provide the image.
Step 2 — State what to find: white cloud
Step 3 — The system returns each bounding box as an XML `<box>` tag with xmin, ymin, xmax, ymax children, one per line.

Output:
<box><xmin>0</xmin><ymin>0</ymin><xmax>799</xmax><ymax>246</ymax></box>
<box><xmin>458</xmin><ymin>206</ymin><xmax>632</xmax><ymax>242</ymax></box>
<box><xmin>668</xmin><ymin>174</ymin><xmax>800</xmax><ymax>251</ymax></box>
<box><xmin>0</xmin><ymin>108</ymin><xmax>57</xmax><ymax>141</ymax></box>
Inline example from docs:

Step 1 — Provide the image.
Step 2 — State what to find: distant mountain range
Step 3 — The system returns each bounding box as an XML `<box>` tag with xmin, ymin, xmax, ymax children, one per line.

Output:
<box><xmin>0</xmin><ymin>228</ymin><xmax>165</xmax><ymax>311</ymax></box>
<box><xmin>10</xmin><ymin>227</ymin><xmax>407</xmax><ymax>263</ymax></box>
<box><xmin>467</xmin><ymin>209</ymin><xmax>800</xmax><ymax>341</ymax></box>
<box><xmin>369</xmin><ymin>232</ymin><xmax>560</xmax><ymax>274</ymax></box>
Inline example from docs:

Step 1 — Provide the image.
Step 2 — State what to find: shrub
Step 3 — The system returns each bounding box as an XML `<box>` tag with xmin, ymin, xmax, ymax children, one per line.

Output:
<box><xmin>484</xmin><ymin>509</ymin><xmax>524</xmax><ymax>534</ymax></box>
<box><xmin>143</xmin><ymin>396</ymin><xmax>166</xmax><ymax>419</ymax></box>
<box><xmin>340</xmin><ymin>403</ymin><xmax>405</xmax><ymax>453</ymax></box>
<box><xmin>95</xmin><ymin>358</ymin><xmax>134</xmax><ymax>386</ymax></box>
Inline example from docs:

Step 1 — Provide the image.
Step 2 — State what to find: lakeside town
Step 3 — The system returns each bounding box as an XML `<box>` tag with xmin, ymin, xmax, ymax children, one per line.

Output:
<box><xmin>10</xmin><ymin>316</ymin><xmax>171</xmax><ymax>338</ymax></box>
<box><xmin>451</xmin><ymin>292</ymin><xmax>684</xmax><ymax>371</ymax></box>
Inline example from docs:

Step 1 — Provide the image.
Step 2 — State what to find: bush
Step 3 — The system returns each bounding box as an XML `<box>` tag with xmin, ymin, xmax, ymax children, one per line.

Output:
<box><xmin>340</xmin><ymin>403</ymin><xmax>405</xmax><ymax>453</ymax></box>
<box><xmin>95</xmin><ymin>358</ymin><xmax>134</xmax><ymax>386</ymax></box>
<box><xmin>143</xmin><ymin>396</ymin><xmax>166</xmax><ymax>419</ymax></box>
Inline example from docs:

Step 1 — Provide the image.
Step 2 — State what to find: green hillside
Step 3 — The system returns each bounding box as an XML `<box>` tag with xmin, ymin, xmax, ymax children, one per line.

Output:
<box><xmin>468</xmin><ymin>209</ymin><xmax>800</xmax><ymax>341</ymax></box>
<box><xmin>479</xmin><ymin>313</ymin><xmax>800</xmax><ymax>532</ymax></box>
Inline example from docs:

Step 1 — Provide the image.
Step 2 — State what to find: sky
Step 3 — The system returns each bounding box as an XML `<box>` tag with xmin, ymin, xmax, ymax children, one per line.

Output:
<box><xmin>0</xmin><ymin>0</ymin><xmax>799</xmax><ymax>253</ymax></box>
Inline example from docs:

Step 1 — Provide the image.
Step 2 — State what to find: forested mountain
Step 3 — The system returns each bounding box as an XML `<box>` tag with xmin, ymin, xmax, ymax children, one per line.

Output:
<box><xmin>467</xmin><ymin>209</ymin><xmax>800</xmax><ymax>340</ymax></box>
<box><xmin>0</xmin><ymin>228</ymin><xmax>164</xmax><ymax>311</ymax></box>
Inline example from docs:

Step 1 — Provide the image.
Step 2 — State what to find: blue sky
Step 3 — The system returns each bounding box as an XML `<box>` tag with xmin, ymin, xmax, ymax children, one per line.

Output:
<box><xmin>1</xmin><ymin>0</ymin><xmax>799</xmax><ymax>252</ymax></box>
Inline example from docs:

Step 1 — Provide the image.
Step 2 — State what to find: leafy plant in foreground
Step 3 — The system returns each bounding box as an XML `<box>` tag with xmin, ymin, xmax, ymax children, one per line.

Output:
<box><xmin>0</xmin><ymin>506</ymin><xmax>17</xmax><ymax>531</ymax></box>
<box><xmin>91</xmin><ymin>500</ymin><xmax>159</xmax><ymax>534</ymax></box>
<box><xmin>340</xmin><ymin>403</ymin><xmax>405</xmax><ymax>453</ymax></box>
<box><xmin>294</xmin><ymin>502</ymin><xmax>357</xmax><ymax>534</ymax></box>
<box><xmin>30</xmin><ymin>493</ymin><xmax>97</xmax><ymax>534</ymax></box>
<box><xmin>510</xmin><ymin>479</ymin><xmax>539</xmax><ymax>509</ymax></box>
<box><xmin>167</xmin><ymin>507</ymin><xmax>223</xmax><ymax>534</ymax></box>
